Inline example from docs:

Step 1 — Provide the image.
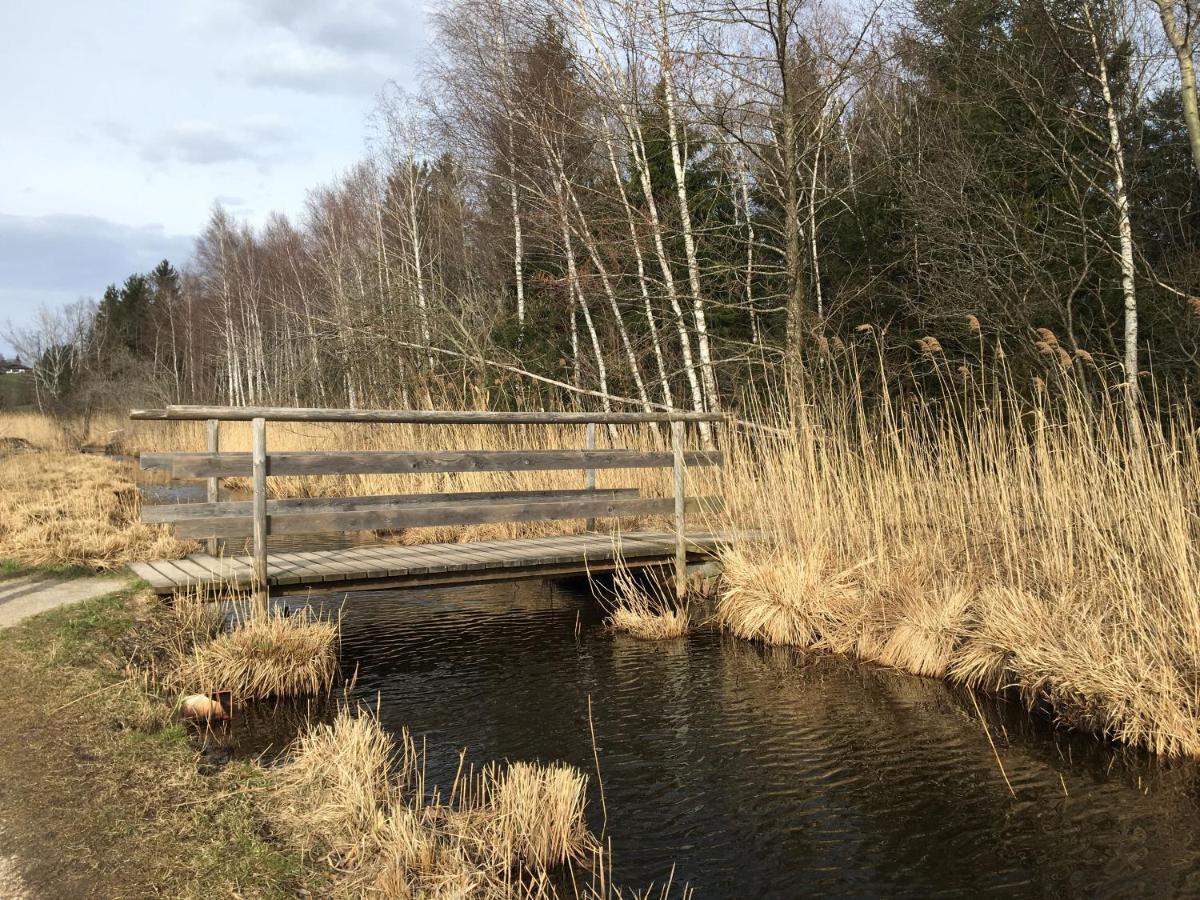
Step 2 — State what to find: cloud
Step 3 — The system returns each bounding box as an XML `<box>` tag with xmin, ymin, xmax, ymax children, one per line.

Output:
<box><xmin>242</xmin><ymin>44</ymin><xmax>392</xmax><ymax>96</ymax></box>
<box><xmin>216</xmin><ymin>0</ymin><xmax>425</xmax><ymax>95</ymax></box>
<box><xmin>98</xmin><ymin>116</ymin><xmax>298</xmax><ymax>169</ymax></box>
<box><xmin>0</xmin><ymin>213</ymin><xmax>194</xmax><ymax>298</ymax></box>
<box><xmin>142</xmin><ymin>118</ymin><xmax>296</xmax><ymax>167</ymax></box>
<box><xmin>251</xmin><ymin>0</ymin><xmax>420</xmax><ymax>54</ymax></box>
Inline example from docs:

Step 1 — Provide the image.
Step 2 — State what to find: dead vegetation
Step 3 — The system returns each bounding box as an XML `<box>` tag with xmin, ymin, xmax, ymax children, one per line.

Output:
<box><xmin>0</xmin><ymin>450</ymin><xmax>191</xmax><ymax>571</ymax></box>
<box><xmin>715</xmin><ymin>371</ymin><xmax>1200</xmax><ymax>758</ymax></box>
<box><xmin>599</xmin><ymin>559</ymin><xmax>690</xmax><ymax>641</ymax></box>
<box><xmin>166</xmin><ymin>607</ymin><xmax>340</xmax><ymax>701</ymax></box>
<box><xmin>268</xmin><ymin>707</ymin><xmax>598</xmax><ymax>898</ymax></box>
<box><xmin>118</xmin><ymin>584</ymin><xmax>340</xmax><ymax>711</ymax></box>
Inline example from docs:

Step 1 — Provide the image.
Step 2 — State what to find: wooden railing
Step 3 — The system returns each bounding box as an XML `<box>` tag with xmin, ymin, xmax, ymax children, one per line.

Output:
<box><xmin>131</xmin><ymin>406</ymin><xmax>725</xmax><ymax>600</ymax></box>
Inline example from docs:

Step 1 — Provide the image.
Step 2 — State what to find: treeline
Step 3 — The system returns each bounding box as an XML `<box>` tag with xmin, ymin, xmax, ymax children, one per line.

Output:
<box><xmin>14</xmin><ymin>0</ymin><xmax>1200</xmax><ymax>416</ymax></box>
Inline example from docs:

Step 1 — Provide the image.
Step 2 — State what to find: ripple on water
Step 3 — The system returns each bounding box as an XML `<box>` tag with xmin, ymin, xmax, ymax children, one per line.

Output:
<box><xmin>292</xmin><ymin>580</ymin><xmax>1200</xmax><ymax>899</ymax></box>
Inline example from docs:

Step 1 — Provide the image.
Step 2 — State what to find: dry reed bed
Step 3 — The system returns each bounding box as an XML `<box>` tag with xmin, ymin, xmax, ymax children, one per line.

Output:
<box><xmin>124</xmin><ymin>587</ymin><xmax>341</xmax><ymax>705</ymax></box>
<box><xmin>167</xmin><ymin>608</ymin><xmax>340</xmax><ymax>701</ymax></box>
<box><xmin>0</xmin><ymin>450</ymin><xmax>191</xmax><ymax>570</ymax></box>
<box><xmin>714</xmin><ymin>379</ymin><xmax>1200</xmax><ymax>758</ymax></box>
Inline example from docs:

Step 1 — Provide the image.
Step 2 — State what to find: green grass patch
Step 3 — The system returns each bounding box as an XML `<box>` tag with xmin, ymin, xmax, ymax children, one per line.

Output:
<box><xmin>0</xmin><ymin>557</ymin><xmax>108</xmax><ymax>579</ymax></box>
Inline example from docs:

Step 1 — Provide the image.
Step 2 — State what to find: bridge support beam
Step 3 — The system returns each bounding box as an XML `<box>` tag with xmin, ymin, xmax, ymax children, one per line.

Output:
<box><xmin>206</xmin><ymin>418</ymin><xmax>220</xmax><ymax>556</ymax></box>
<box><xmin>672</xmin><ymin>420</ymin><xmax>687</xmax><ymax>601</ymax></box>
<box><xmin>252</xmin><ymin>416</ymin><xmax>268</xmax><ymax>613</ymax></box>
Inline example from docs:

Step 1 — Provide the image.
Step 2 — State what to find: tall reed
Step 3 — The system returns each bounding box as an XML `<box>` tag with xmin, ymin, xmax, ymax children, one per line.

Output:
<box><xmin>714</xmin><ymin>357</ymin><xmax>1200</xmax><ymax>758</ymax></box>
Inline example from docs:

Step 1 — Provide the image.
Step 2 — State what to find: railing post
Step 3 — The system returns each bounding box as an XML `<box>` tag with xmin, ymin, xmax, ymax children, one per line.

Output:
<box><xmin>206</xmin><ymin>418</ymin><xmax>220</xmax><ymax>556</ymax></box>
<box><xmin>671</xmin><ymin>419</ymin><xmax>686</xmax><ymax>601</ymax></box>
<box><xmin>252</xmin><ymin>416</ymin><xmax>268</xmax><ymax>613</ymax></box>
<box><xmin>584</xmin><ymin>421</ymin><xmax>597</xmax><ymax>531</ymax></box>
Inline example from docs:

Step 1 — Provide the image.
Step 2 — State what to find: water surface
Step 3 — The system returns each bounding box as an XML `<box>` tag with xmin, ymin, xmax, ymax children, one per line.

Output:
<box><xmin>292</xmin><ymin>580</ymin><xmax>1200</xmax><ymax>897</ymax></box>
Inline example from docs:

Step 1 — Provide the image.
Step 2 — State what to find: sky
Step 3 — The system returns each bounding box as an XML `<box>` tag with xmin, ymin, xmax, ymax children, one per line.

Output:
<box><xmin>0</xmin><ymin>0</ymin><xmax>429</xmax><ymax>355</ymax></box>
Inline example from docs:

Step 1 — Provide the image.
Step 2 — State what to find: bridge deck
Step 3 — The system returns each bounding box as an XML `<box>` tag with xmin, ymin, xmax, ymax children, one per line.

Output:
<box><xmin>130</xmin><ymin>531</ymin><xmax>734</xmax><ymax>595</ymax></box>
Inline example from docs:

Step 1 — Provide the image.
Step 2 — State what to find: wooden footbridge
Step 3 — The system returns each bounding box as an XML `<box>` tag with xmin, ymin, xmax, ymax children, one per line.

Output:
<box><xmin>128</xmin><ymin>406</ymin><xmax>731</xmax><ymax>599</ymax></box>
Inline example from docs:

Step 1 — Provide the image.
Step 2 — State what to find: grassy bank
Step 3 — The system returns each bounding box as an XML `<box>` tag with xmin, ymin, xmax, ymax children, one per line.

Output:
<box><xmin>0</xmin><ymin>587</ymin><xmax>327</xmax><ymax>898</ymax></box>
<box><xmin>713</xmin><ymin>365</ymin><xmax>1200</xmax><ymax>759</ymax></box>
<box><xmin>0</xmin><ymin>585</ymin><xmax>678</xmax><ymax>898</ymax></box>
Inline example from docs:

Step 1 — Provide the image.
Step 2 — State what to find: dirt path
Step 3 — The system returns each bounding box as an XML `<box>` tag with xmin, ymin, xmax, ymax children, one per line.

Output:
<box><xmin>0</xmin><ymin>573</ymin><xmax>129</xmax><ymax>630</ymax></box>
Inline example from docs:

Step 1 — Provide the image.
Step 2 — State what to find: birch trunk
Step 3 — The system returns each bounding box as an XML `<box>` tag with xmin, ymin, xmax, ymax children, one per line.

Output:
<box><xmin>1086</xmin><ymin>1</ymin><xmax>1139</xmax><ymax>391</ymax></box>
<box><xmin>606</xmin><ymin>138</ymin><xmax>675</xmax><ymax>407</ymax></box>
<box><xmin>555</xmin><ymin>179</ymin><xmax>613</xmax><ymax>414</ymax></box>
<box><xmin>1155</xmin><ymin>0</ymin><xmax>1200</xmax><ymax>179</ymax></box>
<box><xmin>657</xmin><ymin>0</ymin><xmax>719</xmax><ymax>412</ymax></box>
<box><xmin>570</xmin><ymin>0</ymin><xmax>712</xmax><ymax>445</ymax></box>
<box><xmin>558</xmin><ymin>157</ymin><xmax>652</xmax><ymax>411</ymax></box>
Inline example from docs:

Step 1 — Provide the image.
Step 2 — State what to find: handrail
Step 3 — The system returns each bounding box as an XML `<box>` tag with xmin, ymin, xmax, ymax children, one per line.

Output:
<box><xmin>130</xmin><ymin>405</ymin><xmax>724</xmax><ymax>424</ymax></box>
<box><xmin>133</xmin><ymin>405</ymin><xmax>713</xmax><ymax>605</ymax></box>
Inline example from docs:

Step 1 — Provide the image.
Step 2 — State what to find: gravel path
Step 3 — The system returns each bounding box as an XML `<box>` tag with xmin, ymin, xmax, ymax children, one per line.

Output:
<box><xmin>0</xmin><ymin>573</ymin><xmax>129</xmax><ymax>630</ymax></box>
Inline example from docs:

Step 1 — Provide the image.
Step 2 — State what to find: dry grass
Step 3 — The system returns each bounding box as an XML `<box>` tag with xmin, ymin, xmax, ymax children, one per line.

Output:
<box><xmin>715</xmin><ymin>364</ymin><xmax>1200</xmax><ymax>758</ymax></box>
<box><xmin>271</xmin><ymin>708</ymin><xmax>395</xmax><ymax>865</ymax></box>
<box><xmin>0</xmin><ymin>450</ymin><xmax>192</xmax><ymax>570</ymax></box>
<box><xmin>269</xmin><ymin>707</ymin><xmax>600</xmax><ymax>898</ymax></box>
<box><xmin>167</xmin><ymin>607</ymin><xmax>340</xmax><ymax>701</ymax></box>
<box><xmin>600</xmin><ymin>559</ymin><xmax>690</xmax><ymax>641</ymax></box>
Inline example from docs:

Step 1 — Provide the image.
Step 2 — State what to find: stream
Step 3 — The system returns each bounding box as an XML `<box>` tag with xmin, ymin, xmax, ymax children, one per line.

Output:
<box><xmin>256</xmin><ymin>577</ymin><xmax>1200</xmax><ymax>898</ymax></box>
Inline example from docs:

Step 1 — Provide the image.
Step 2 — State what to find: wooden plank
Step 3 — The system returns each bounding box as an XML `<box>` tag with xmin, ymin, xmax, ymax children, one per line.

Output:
<box><xmin>131</xmin><ymin>405</ymin><xmax>724</xmax><ymax>424</ymax></box>
<box><xmin>266</xmin><ymin>554</ymin><xmax>343</xmax><ymax>586</ymax></box>
<box><xmin>170</xmin><ymin>557</ymin><xmax>223</xmax><ymax>585</ymax></box>
<box><xmin>144</xmin><ymin>559</ymin><xmax>197</xmax><ymax>588</ymax></box>
<box><xmin>140</xmin><ymin>449</ymin><xmax>723</xmax><ymax>479</ymax></box>
<box><xmin>189</xmin><ymin>552</ymin><xmax>253</xmax><ymax>584</ymax></box>
<box><xmin>672</xmin><ymin>420</ymin><xmax>687</xmax><ymax>599</ymax></box>
<box><xmin>339</xmin><ymin>545</ymin><xmax>415</xmax><ymax>577</ymax></box>
<box><xmin>142</xmin><ymin>488</ymin><xmax>640</xmax><ymax>523</ymax></box>
<box><xmin>163</xmin><ymin>495</ymin><xmax>722</xmax><ymax>540</ymax></box>
<box><xmin>134</xmin><ymin>530</ymin><xmax>744</xmax><ymax>594</ymax></box>
<box><xmin>129</xmin><ymin>561</ymin><xmax>174</xmax><ymax>591</ymax></box>
<box><xmin>584</xmin><ymin>422</ymin><xmax>597</xmax><ymax>532</ymax></box>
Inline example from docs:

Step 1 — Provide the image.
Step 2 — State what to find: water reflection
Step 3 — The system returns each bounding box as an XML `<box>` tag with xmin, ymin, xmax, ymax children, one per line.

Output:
<box><xmin>281</xmin><ymin>580</ymin><xmax>1200</xmax><ymax>897</ymax></box>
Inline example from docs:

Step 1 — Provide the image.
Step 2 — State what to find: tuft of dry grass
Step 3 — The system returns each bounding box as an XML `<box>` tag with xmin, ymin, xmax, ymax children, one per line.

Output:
<box><xmin>167</xmin><ymin>608</ymin><xmax>340</xmax><ymax>701</ymax></box>
<box><xmin>715</xmin><ymin>365</ymin><xmax>1200</xmax><ymax>758</ymax></box>
<box><xmin>271</xmin><ymin>708</ymin><xmax>396</xmax><ymax>865</ymax></box>
<box><xmin>457</xmin><ymin>761</ymin><xmax>591</xmax><ymax>873</ymax></box>
<box><xmin>0</xmin><ymin>450</ymin><xmax>192</xmax><ymax>570</ymax></box>
<box><xmin>269</xmin><ymin>708</ymin><xmax>599</xmax><ymax>898</ymax></box>
<box><xmin>601</xmin><ymin>559</ymin><xmax>690</xmax><ymax>641</ymax></box>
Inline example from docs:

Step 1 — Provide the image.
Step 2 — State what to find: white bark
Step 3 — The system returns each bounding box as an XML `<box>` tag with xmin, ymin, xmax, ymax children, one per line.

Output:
<box><xmin>1154</xmin><ymin>0</ymin><xmax>1200</xmax><ymax>179</ymax></box>
<box><xmin>569</xmin><ymin>0</ymin><xmax>713</xmax><ymax>445</ymax></box>
<box><xmin>657</xmin><ymin>0</ymin><xmax>720</xmax><ymax>413</ymax></box>
<box><xmin>1086</xmin><ymin>1</ymin><xmax>1139</xmax><ymax>390</ymax></box>
<box><xmin>606</xmin><ymin>138</ymin><xmax>675</xmax><ymax>407</ymax></box>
